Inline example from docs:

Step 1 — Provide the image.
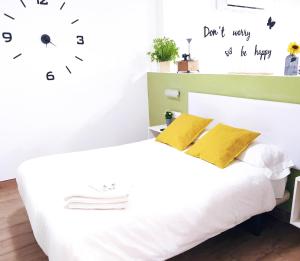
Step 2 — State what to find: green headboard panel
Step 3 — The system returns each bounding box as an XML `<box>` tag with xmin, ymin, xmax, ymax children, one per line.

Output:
<box><xmin>148</xmin><ymin>72</ymin><xmax>300</xmax><ymax>125</ymax></box>
<box><xmin>147</xmin><ymin>72</ymin><xmax>300</xmax><ymax>212</ymax></box>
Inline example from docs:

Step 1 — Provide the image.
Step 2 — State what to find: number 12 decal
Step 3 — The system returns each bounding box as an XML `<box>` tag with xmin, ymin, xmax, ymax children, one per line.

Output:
<box><xmin>37</xmin><ymin>0</ymin><xmax>48</xmax><ymax>5</ymax></box>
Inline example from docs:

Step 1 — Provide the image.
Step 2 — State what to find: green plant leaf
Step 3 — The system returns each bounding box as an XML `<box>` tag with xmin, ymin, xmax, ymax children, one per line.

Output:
<box><xmin>147</xmin><ymin>37</ymin><xmax>179</xmax><ymax>63</ymax></box>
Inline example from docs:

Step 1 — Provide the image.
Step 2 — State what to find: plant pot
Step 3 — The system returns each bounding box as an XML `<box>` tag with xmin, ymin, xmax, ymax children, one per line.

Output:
<box><xmin>159</xmin><ymin>61</ymin><xmax>171</xmax><ymax>73</ymax></box>
<box><xmin>284</xmin><ymin>54</ymin><xmax>299</xmax><ymax>75</ymax></box>
<box><xmin>166</xmin><ymin>118</ymin><xmax>173</xmax><ymax>126</ymax></box>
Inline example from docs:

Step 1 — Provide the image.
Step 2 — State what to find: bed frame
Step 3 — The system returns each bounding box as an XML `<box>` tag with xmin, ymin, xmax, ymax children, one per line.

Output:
<box><xmin>188</xmin><ymin>92</ymin><xmax>300</xmax><ymax>169</ymax></box>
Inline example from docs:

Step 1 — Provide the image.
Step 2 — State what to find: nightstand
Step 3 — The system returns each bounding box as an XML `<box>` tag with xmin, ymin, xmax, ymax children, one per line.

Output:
<box><xmin>148</xmin><ymin>124</ymin><xmax>166</xmax><ymax>138</ymax></box>
<box><xmin>290</xmin><ymin>176</ymin><xmax>300</xmax><ymax>227</ymax></box>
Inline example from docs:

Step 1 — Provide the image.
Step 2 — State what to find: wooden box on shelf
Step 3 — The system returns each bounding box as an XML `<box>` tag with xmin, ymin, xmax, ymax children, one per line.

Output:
<box><xmin>177</xmin><ymin>60</ymin><xmax>199</xmax><ymax>73</ymax></box>
<box><xmin>290</xmin><ymin>176</ymin><xmax>300</xmax><ymax>228</ymax></box>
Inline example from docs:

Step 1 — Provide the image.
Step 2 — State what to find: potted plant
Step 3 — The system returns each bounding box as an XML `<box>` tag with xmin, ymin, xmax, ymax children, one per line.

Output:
<box><xmin>147</xmin><ymin>37</ymin><xmax>179</xmax><ymax>72</ymax></box>
<box><xmin>284</xmin><ymin>42</ymin><xmax>300</xmax><ymax>75</ymax></box>
<box><xmin>165</xmin><ymin>111</ymin><xmax>173</xmax><ymax>126</ymax></box>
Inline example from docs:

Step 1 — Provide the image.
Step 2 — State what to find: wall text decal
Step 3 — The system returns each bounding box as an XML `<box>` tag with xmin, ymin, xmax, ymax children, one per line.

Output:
<box><xmin>203</xmin><ymin>25</ymin><xmax>272</xmax><ymax>61</ymax></box>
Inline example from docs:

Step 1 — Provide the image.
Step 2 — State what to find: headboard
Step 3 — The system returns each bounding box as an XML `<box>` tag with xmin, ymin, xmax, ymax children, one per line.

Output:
<box><xmin>188</xmin><ymin>92</ymin><xmax>300</xmax><ymax>169</ymax></box>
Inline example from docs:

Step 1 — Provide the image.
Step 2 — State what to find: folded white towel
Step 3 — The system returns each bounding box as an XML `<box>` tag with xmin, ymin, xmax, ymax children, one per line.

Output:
<box><xmin>65</xmin><ymin>180</ymin><xmax>130</xmax><ymax>210</ymax></box>
<box><xmin>65</xmin><ymin>201</ymin><xmax>128</xmax><ymax>210</ymax></box>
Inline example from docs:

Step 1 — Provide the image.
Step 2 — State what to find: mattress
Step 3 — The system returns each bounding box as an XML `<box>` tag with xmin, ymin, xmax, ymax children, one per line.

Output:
<box><xmin>17</xmin><ymin>139</ymin><xmax>276</xmax><ymax>261</ymax></box>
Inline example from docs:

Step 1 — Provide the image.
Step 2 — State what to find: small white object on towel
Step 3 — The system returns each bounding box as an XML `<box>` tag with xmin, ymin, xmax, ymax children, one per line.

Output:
<box><xmin>65</xmin><ymin>181</ymin><xmax>130</xmax><ymax>200</ymax></box>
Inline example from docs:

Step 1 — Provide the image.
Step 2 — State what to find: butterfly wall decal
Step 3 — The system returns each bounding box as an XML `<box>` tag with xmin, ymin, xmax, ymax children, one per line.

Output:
<box><xmin>267</xmin><ymin>17</ymin><xmax>276</xmax><ymax>29</ymax></box>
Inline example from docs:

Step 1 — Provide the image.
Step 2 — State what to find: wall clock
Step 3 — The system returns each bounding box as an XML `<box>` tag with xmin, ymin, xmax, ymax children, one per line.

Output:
<box><xmin>2</xmin><ymin>0</ymin><xmax>85</xmax><ymax>81</ymax></box>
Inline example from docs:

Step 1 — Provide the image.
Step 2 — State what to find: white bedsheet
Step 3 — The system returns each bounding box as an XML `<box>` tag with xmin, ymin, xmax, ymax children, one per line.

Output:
<box><xmin>17</xmin><ymin>139</ymin><xmax>276</xmax><ymax>261</ymax></box>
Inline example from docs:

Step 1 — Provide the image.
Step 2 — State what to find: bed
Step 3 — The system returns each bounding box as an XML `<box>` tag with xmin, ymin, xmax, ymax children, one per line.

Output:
<box><xmin>16</xmin><ymin>93</ymin><xmax>300</xmax><ymax>261</ymax></box>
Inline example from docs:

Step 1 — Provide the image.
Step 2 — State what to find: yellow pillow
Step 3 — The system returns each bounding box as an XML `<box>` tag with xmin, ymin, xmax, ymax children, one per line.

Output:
<box><xmin>186</xmin><ymin>123</ymin><xmax>260</xmax><ymax>168</ymax></box>
<box><xmin>156</xmin><ymin>113</ymin><xmax>213</xmax><ymax>150</ymax></box>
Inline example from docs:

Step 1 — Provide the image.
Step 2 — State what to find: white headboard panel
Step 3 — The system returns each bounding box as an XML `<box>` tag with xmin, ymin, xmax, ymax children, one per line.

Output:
<box><xmin>188</xmin><ymin>92</ymin><xmax>300</xmax><ymax>169</ymax></box>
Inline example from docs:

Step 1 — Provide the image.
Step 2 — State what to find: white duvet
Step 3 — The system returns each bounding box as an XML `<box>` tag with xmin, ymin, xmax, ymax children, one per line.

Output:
<box><xmin>17</xmin><ymin>139</ymin><xmax>276</xmax><ymax>261</ymax></box>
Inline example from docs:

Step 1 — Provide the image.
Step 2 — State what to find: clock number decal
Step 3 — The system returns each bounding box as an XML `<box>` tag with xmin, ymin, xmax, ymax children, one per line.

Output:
<box><xmin>4</xmin><ymin>13</ymin><xmax>15</xmax><ymax>20</ymax></box>
<box><xmin>71</xmin><ymin>19</ymin><xmax>79</xmax><ymax>25</ymax></box>
<box><xmin>37</xmin><ymin>0</ymin><xmax>48</xmax><ymax>5</ymax></box>
<box><xmin>13</xmin><ymin>53</ymin><xmax>22</xmax><ymax>60</ymax></box>
<box><xmin>66</xmin><ymin>66</ymin><xmax>72</xmax><ymax>74</ymax></box>
<box><xmin>20</xmin><ymin>0</ymin><xmax>26</xmax><ymax>8</ymax></box>
<box><xmin>75</xmin><ymin>56</ymin><xmax>83</xmax><ymax>62</ymax></box>
<box><xmin>46</xmin><ymin>71</ymin><xmax>55</xmax><ymax>81</ymax></box>
<box><xmin>76</xmin><ymin>36</ymin><xmax>84</xmax><ymax>45</ymax></box>
<box><xmin>2</xmin><ymin>32</ymin><xmax>12</xmax><ymax>42</ymax></box>
<box><xmin>60</xmin><ymin>2</ymin><xmax>66</xmax><ymax>10</ymax></box>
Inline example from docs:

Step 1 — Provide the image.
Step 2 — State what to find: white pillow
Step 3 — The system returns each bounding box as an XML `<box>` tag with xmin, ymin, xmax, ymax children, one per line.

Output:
<box><xmin>237</xmin><ymin>142</ymin><xmax>294</xmax><ymax>180</ymax></box>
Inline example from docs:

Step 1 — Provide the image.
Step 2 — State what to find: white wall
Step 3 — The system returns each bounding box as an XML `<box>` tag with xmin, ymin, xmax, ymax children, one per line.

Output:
<box><xmin>0</xmin><ymin>0</ymin><xmax>159</xmax><ymax>181</ymax></box>
<box><xmin>162</xmin><ymin>0</ymin><xmax>300</xmax><ymax>75</ymax></box>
